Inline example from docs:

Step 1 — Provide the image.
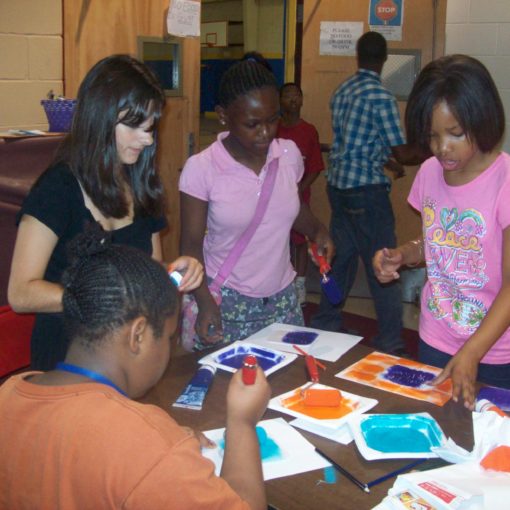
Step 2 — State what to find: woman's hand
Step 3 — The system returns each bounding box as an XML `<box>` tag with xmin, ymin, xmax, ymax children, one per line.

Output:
<box><xmin>168</xmin><ymin>256</ymin><xmax>204</xmax><ymax>292</ymax></box>
<box><xmin>431</xmin><ymin>347</ymin><xmax>480</xmax><ymax>410</ymax></box>
<box><xmin>373</xmin><ymin>247</ymin><xmax>404</xmax><ymax>283</ymax></box>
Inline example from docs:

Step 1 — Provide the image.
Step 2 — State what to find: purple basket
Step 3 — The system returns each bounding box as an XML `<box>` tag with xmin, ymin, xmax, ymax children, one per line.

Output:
<box><xmin>41</xmin><ymin>99</ymin><xmax>77</xmax><ymax>132</ymax></box>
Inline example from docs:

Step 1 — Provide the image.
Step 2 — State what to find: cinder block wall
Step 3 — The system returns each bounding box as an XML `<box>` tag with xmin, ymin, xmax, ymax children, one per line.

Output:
<box><xmin>446</xmin><ymin>0</ymin><xmax>510</xmax><ymax>152</ymax></box>
<box><xmin>0</xmin><ymin>0</ymin><xmax>63</xmax><ymax>131</ymax></box>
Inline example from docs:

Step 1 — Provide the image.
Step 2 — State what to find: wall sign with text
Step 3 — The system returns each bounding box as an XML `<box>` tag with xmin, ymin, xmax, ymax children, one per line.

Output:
<box><xmin>319</xmin><ymin>21</ymin><xmax>363</xmax><ymax>56</ymax></box>
<box><xmin>369</xmin><ymin>0</ymin><xmax>404</xmax><ymax>41</ymax></box>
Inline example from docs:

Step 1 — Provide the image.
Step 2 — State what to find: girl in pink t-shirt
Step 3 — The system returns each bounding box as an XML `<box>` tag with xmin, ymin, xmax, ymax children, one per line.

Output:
<box><xmin>373</xmin><ymin>55</ymin><xmax>510</xmax><ymax>409</ymax></box>
<box><xmin>179</xmin><ymin>60</ymin><xmax>333</xmax><ymax>350</ymax></box>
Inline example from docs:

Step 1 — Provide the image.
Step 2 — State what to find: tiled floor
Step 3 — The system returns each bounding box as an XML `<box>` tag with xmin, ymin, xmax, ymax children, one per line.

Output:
<box><xmin>306</xmin><ymin>292</ymin><xmax>419</xmax><ymax>332</ymax></box>
<box><xmin>198</xmin><ymin>116</ymin><xmax>420</xmax><ymax>333</ymax></box>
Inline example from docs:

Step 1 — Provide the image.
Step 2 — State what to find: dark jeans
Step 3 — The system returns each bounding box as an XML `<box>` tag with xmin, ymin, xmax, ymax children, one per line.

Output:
<box><xmin>419</xmin><ymin>339</ymin><xmax>510</xmax><ymax>389</ymax></box>
<box><xmin>311</xmin><ymin>184</ymin><xmax>403</xmax><ymax>353</ymax></box>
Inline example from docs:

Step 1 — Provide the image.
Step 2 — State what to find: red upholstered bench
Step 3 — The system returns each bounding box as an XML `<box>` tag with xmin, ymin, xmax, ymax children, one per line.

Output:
<box><xmin>0</xmin><ymin>305</ymin><xmax>34</xmax><ymax>377</ymax></box>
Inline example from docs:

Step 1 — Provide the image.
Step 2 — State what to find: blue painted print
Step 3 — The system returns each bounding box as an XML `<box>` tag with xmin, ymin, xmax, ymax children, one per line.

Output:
<box><xmin>214</xmin><ymin>345</ymin><xmax>285</xmax><ymax>371</ymax></box>
<box><xmin>219</xmin><ymin>426</ymin><xmax>282</xmax><ymax>461</ymax></box>
<box><xmin>282</xmin><ymin>331</ymin><xmax>318</xmax><ymax>345</ymax></box>
<box><xmin>383</xmin><ymin>365</ymin><xmax>435</xmax><ymax>388</ymax></box>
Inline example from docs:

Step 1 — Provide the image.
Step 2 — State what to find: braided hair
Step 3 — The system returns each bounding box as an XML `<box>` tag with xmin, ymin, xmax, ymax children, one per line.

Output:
<box><xmin>217</xmin><ymin>60</ymin><xmax>278</xmax><ymax>108</ymax></box>
<box><xmin>61</xmin><ymin>224</ymin><xmax>177</xmax><ymax>348</ymax></box>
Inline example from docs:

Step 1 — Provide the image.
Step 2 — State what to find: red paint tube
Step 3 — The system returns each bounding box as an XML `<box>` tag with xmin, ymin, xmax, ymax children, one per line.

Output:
<box><xmin>242</xmin><ymin>355</ymin><xmax>257</xmax><ymax>385</ymax></box>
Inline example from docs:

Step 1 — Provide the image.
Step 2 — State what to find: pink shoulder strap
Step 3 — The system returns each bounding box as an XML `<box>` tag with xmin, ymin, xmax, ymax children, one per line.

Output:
<box><xmin>210</xmin><ymin>157</ymin><xmax>278</xmax><ymax>291</ymax></box>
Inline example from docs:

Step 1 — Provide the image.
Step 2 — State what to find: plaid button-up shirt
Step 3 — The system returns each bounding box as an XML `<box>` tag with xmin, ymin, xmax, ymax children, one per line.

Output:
<box><xmin>327</xmin><ymin>69</ymin><xmax>405</xmax><ymax>190</ymax></box>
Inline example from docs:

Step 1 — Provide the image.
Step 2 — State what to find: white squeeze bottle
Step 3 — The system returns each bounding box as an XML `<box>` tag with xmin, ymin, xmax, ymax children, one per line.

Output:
<box><xmin>475</xmin><ymin>399</ymin><xmax>507</xmax><ymax>417</ymax></box>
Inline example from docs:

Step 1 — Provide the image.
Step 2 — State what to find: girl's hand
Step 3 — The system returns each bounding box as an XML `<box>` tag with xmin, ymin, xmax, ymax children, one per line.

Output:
<box><xmin>373</xmin><ymin>248</ymin><xmax>403</xmax><ymax>283</ymax></box>
<box><xmin>312</xmin><ymin>227</ymin><xmax>335</xmax><ymax>265</ymax></box>
<box><xmin>196</xmin><ymin>297</ymin><xmax>223</xmax><ymax>345</ymax></box>
<box><xmin>168</xmin><ymin>256</ymin><xmax>204</xmax><ymax>292</ymax></box>
<box><xmin>431</xmin><ymin>349</ymin><xmax>479</xmax><ymax>410</ymax></box>
<box><xmin>226</xmin><ymin>367</ymin><xmax>271</xmax><ymax>427</ymax></box>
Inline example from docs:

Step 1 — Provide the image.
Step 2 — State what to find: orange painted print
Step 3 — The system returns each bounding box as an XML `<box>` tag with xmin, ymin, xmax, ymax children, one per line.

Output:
<box><xmin>336</xmin><ymin>352</ymin><xmax>452</xmax><ymax>406</ymax></box>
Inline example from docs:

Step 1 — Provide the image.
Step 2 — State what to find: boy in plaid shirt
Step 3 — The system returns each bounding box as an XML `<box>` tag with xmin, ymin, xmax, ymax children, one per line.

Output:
<box><xmin>311</xmin><ymin>32</ymin><xmax>423</xmax><ymax>356</ymax></box>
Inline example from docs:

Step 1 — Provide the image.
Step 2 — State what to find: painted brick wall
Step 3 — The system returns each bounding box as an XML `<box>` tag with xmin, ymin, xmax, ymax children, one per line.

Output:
<box><xmin>0</xmin><ymin>0</ymin><xmax>63</xmax><ymax>131</ymax></box>
<box><xmin>446</xmin><ymin>0</ymin><xmax>510</xmax><ymax>152</ymax></box>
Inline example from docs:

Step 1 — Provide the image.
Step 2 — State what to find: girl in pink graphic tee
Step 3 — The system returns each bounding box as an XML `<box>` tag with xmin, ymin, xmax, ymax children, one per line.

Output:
<box><xmin>373</xmin><ymin>55</ymin><xmax>510</xmax><ymax>409</ymax></box>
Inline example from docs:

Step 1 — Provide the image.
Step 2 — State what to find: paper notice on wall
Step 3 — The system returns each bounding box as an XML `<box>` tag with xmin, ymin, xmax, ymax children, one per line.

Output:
<box><xmin>319</xmin><ymin>22</ymin><xmax>363</xmax><ymax>56</ymax></box>
<box><xmin>167</xmin><ymin>0</ymin><xmax>200</xmax><ymax>38</ymax></box>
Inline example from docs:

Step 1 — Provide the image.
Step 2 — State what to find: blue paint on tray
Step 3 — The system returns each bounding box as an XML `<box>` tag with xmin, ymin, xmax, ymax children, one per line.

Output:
<box><xmin>219</xmin><ymin>426</ymin><xmax>282</xmax><ymax>461</ymax></box>
<box><xmin>282</xmin><ymin>331</ymin><xmax>318</xmax><ymax>345</ymax></box>
<box><xmin>360</xmin><ymin>414</ymin><xmax>444</xmax><ymax>453</ymax></box>
<box><xmin>383</xmin><ymin>365</ymin><xmax>435</xmax><ymax>388</ymax></box>
<box><xmin>477</xmin><ymin>386</ymin><xmax>510</xmax><ymax>412</ymax></box>
<box><xmin>214</xmin><ymin>345</ymin><xmax>285</xmax><ymax>371</ymax></box>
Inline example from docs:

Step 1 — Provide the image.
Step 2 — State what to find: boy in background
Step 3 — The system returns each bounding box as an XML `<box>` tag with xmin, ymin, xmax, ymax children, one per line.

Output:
<box><xmin>277</xmin><ymin>83</ymin><xmax>324</xmax><ymax>305</ymax></box>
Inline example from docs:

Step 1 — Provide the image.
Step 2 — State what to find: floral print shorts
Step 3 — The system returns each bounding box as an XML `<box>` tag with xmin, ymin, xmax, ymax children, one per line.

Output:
<box><xmin>220</xmin><ymin>281</ymin><xmax>304</xmax><ymax>343</ymax></box>
<box><xmin>193</xmin><ymin>281</ymin><xmax>304</xmax><ymax>351</ymax></box>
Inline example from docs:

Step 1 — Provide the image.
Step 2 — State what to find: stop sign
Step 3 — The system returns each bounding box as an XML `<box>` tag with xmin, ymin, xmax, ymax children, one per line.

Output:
<box><xmin>375</xmin><ymin>0</ymin><xmax>398</xmax><ymax>23</ymax></box>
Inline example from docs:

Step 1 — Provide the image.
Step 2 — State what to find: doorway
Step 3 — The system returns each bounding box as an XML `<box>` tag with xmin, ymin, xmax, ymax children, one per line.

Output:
<box><xmin>198</xmin><ymin>0</ymin><xmax>294</xmax><ymax>152</ymax></box>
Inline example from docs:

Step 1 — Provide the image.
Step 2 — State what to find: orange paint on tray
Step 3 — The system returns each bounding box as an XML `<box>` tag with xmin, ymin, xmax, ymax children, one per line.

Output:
<box><xmin>303</xmin><ymin>388</ymin><xmax>342</xmax><ymax>407</ymax></box>
<box><xmin>280</xmin><ymin>390</ymin><xmax>305</xmax><ymax>407</ymax></box>
<box><xmin>287</xmin><ymin>398</ymin><xmax>353</xmax><ymax>419</ymax></box>
<box><xmin>281</xmin><ymin>388</ymin><xmax>353</xmax><ymax>419</ymax></box>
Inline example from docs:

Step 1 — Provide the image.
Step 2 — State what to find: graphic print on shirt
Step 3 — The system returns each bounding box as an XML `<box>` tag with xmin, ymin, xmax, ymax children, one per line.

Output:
<box><xmin>423</xmin><ymin>197</ymin><xmax>488</xmax><ymax>334</ymax></box>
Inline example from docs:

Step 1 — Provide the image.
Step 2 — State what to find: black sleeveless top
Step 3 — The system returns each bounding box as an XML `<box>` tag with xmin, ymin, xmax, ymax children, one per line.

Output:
<box><xmin>17</xmin><ymin>163</ymin><xmax>167</xmax><ymax>370</ymax></box>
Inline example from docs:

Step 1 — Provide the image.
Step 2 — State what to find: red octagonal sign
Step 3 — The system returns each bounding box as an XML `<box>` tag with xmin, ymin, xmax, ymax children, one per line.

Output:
<box><xmin>375</xmin><ymin>0</ymin><xmax>398</xmax><ymax>23</ymax></box>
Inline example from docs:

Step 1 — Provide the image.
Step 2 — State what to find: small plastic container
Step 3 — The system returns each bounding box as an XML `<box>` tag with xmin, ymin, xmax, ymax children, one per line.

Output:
<box><xmin>168</xmin><ymin>270</ymin><xmax>183</xmax><ymax>287</ymax></box>
<box><xmin>475</xmin><ymin>399</ymin><xmax>507</xmax><ymax>417</ymax></box>
<box><xmin>41</xmin><ymin>99</ymin><xmax>77</xmax><ymax>132</ymax></box>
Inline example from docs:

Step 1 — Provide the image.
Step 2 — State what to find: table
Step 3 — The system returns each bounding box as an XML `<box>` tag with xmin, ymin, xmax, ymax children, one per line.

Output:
<box><xmin>140</xmin><ymin>344</ymin><xmax>474</xmax><ymax>510</ymax></box>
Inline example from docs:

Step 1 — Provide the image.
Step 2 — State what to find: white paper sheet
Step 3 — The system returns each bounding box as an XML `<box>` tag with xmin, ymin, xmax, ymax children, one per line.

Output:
<box><xmin>375</xmin><ymin>462</ymin><xmax>510</xmax><ymax>510</ymax></box>
<box><xmin>290</xmin><ymin>418</ymin><xmax>353</xmax><ymax>445</ymax></box>
<box><xmin>201</xmin><ymin>417</ymin><xmax>330</xmax><ymax>480</ymax></box>
<box><xmin>433</xmin><ymin>410</ymin><xmax>510</xmax><ymax>464</ymax></box>
<box><xmin>245</xmin><ymin>322</ymin><xmax>363</xmax><ymax>362</ymax></box>
<box><xmin>375</xmin><ymin>409</ymin><xmax>510</xmax><ymax>509</ymax></box>
<box><xmin>166</xmin><ymin>0</ymin><xmax>200</xmax><ymax>37</ymax></box>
